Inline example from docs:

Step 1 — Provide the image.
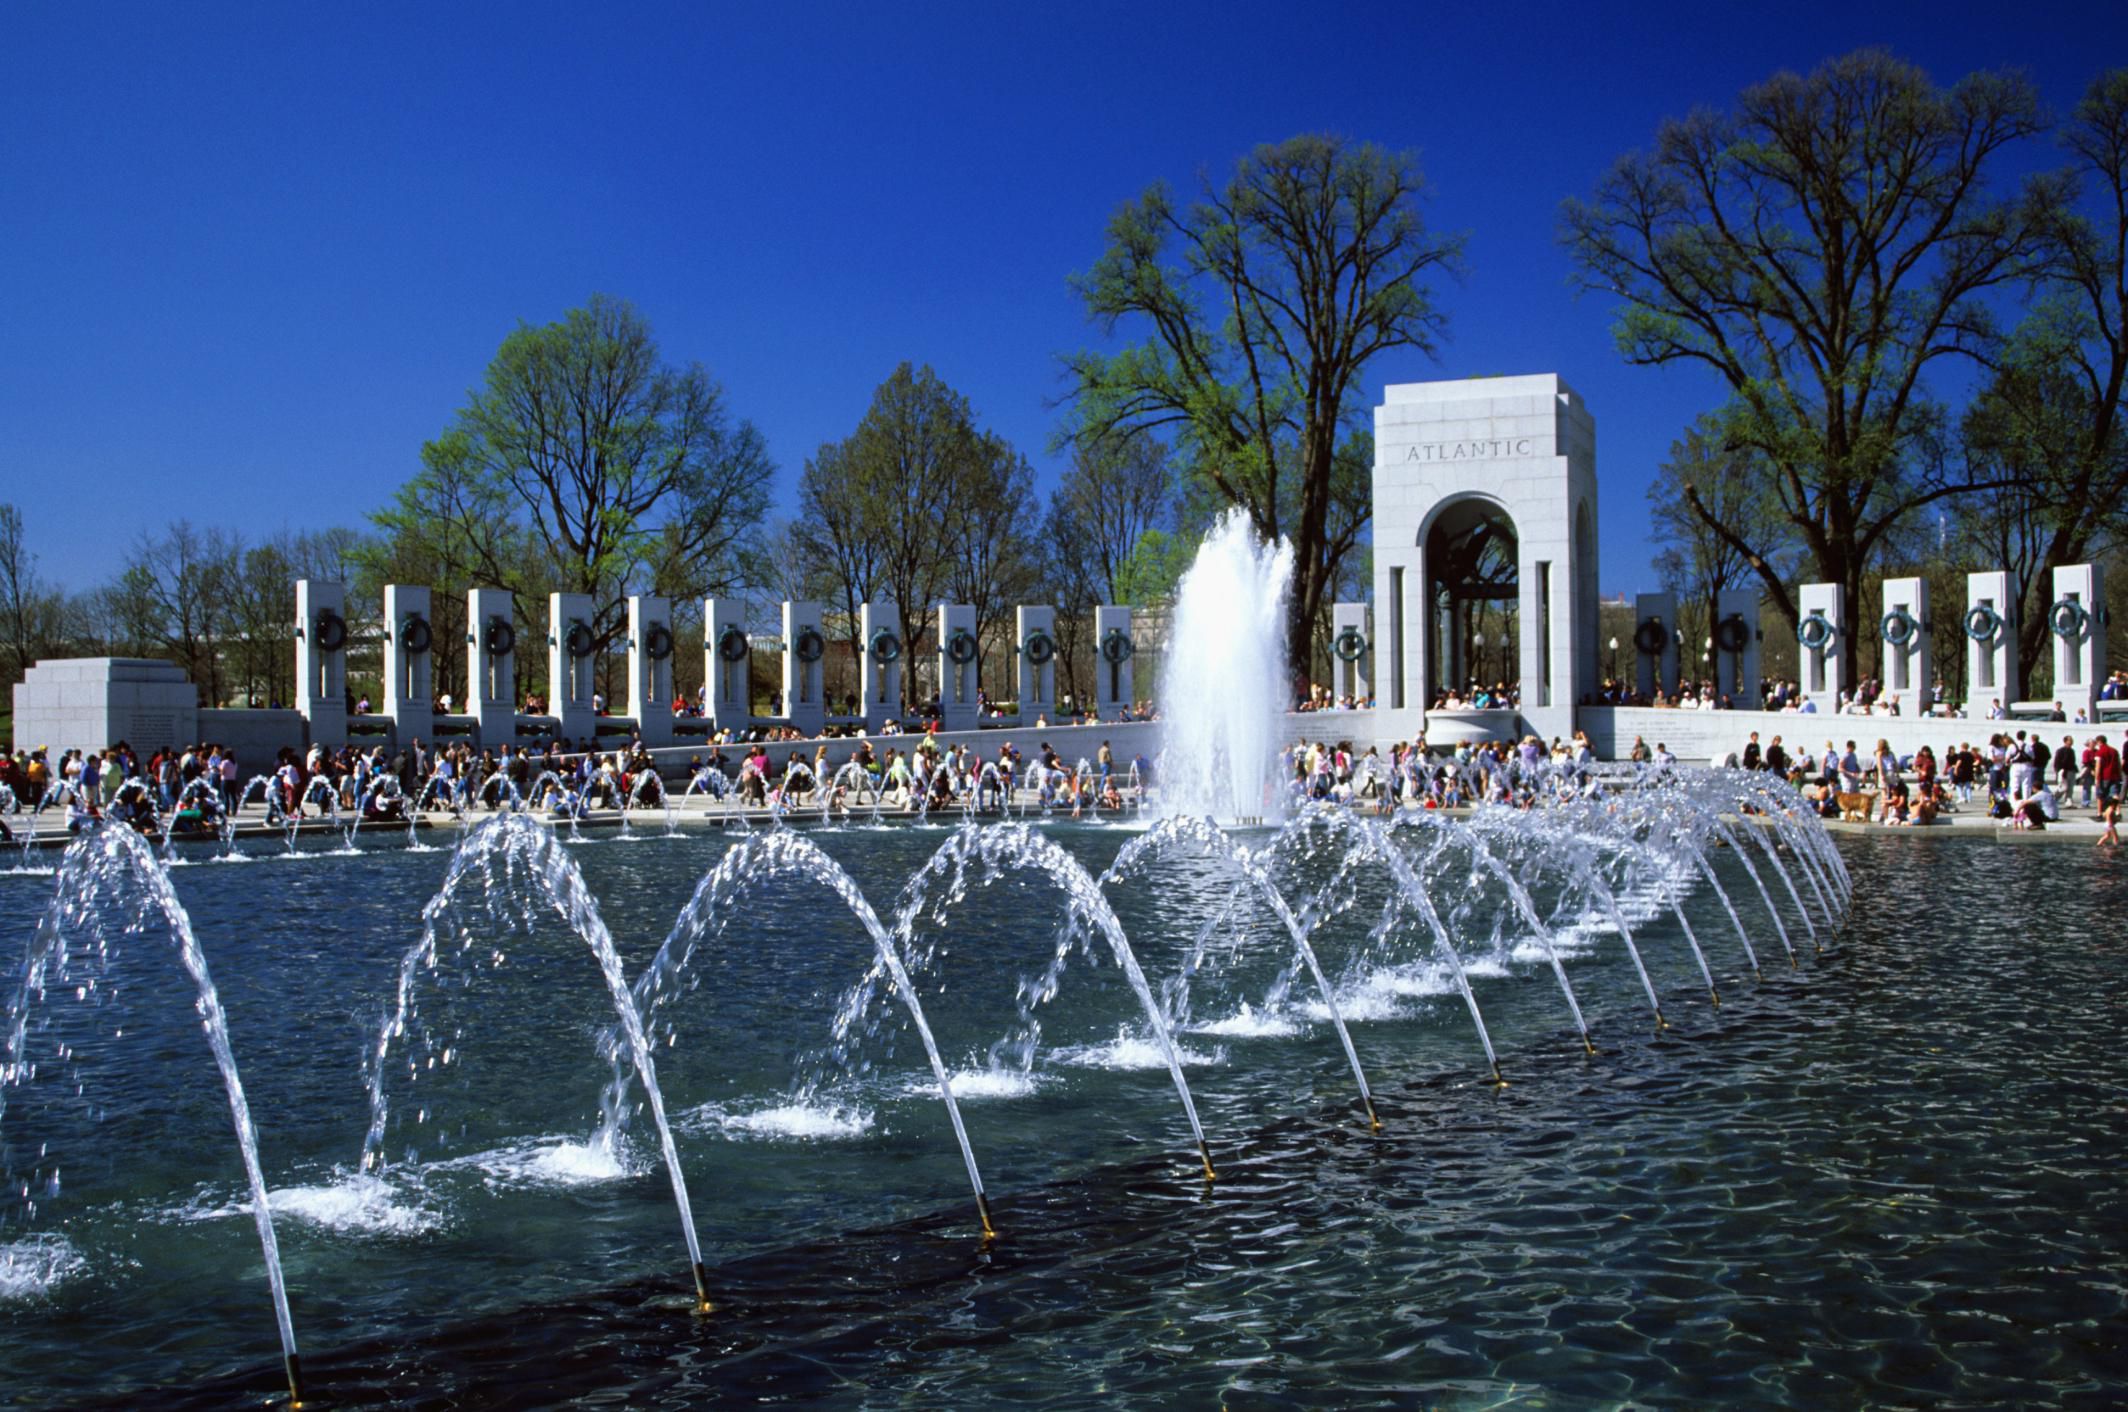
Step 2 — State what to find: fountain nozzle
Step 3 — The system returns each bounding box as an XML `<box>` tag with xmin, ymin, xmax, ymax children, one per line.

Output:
<box><xmin>284</xmin><ymin>1351</ymin><xmax>305</xmax><ymax>1408</ymax></box>
<box><xmin>1710</xmin><ymin>988</ymin><xmax>1722</xmax><ymax>1010</ymax></box>
<box><xmin>1490</xmin><ymin>1063</ymin><xmax>1509</xmax><ymax>1089</ymax></box>
<box><xmin>1198</xmin><ymin>1141</ymin><xmax>1217</xmax><ymax>1183</ymax></box>
<box><xmin>1583</xmin><ymin>1035</ymin><xmax>1598</xmax><ymax>1056</ymax></box>
<box><xmin>692</xmin><ymin>1260</ymin><xmax>714</xmax><ymax>1316</ymax></box>
<box><xmin>1363</xmin><ymin>1097</ymin><xmax>1382</xmax><ymax>1132</ymax></box>
<box><xmin>977</xmin><ymin>1191</ymin><xmax>997</xmax><ymax>1241</ymax></box>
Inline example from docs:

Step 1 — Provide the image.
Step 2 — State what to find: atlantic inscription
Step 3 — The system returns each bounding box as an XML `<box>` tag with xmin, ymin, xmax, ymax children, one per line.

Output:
<box><xmin>1402</xmin><ymin>437</ymin><xmax>1535</xmax><ymax>463</ymax></box>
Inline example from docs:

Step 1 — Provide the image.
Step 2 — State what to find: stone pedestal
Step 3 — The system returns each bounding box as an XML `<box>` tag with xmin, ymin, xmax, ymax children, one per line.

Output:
<box><xmin>467</xmin><ymin>588</ymin><xmax>516</xmax><ymax>750</ymax></box>
<box><xmin>781</xmin><ymin>600</ymin><xmax>826</xmax><ymax>736</ymax></box>
<box><xmin>935</xmin><ymin>603</ymin><xmax>980</xmax><ymax>731</ymax></box>
<box><xmin>1879</xmin><ymin>575</ymin><xmax>1931</xmax><ymax>712</ymax></box>
<box><xmin>1796</xmin><ymin>583</ymin><xmax>1846</xmax><ymax>709</ymax></box>
<box><xmin>1328</xmin><ymin>603</ymin><xmax>1368</xmax><ymax>706</ymax></box>
<box><xmin>1633</xmin><ymin>591</ymin><xmax>1678</xmax><ymax>700</ymax></box>
<box><xmin>860</xmin><ymin>601</ymin><xmax>904</xmax><ymax>730</ymax></box>
<box><xmin>383</xmin><ymin>584</ymin><xmax>433</xmax><ymax>748</ymax></box>
<box><xmin>1713</xmin><ymin>588</ymin><xmax>1761</xmax><ymax>709</ymax></box>
<box><xmin>1965</xmin><ymin>571</ymin><xmax>2017</xmax><ymax>716</ymax></box>
<box><xmin>295</xmin><ymin>579</ymin><xmax>348</xmax><ymax>748</ymax></box>
<box><xmin>628</xmin><ymin>595</ymin><xmax>675</xmax><ymax>747</ymax></box>
<box><xmin>2050</xmin><ymin>563</ymin><xmax>2106</xmax><ymax>721</ymax></box>
<box><xmin>547</xmin><ymin>592</ymin><xmax>597</xmax><ymax>744</ymax></box>
<box><xmin>1095</xmin><ymin>606</ymin><xmax>1137</xmax><ymax>720</ymax></box>
<box><xmin>11</xmin><ymin>658</ymin><xmax>200</xmax><ymax>758</ymax></box>
<box><xmin>704</xmin><ymin>598</ymin><xmax>751</xmax><ymax>732</ymax></box>
<box><xmin>1016</xmin><ymin>605</ymin><xmax>1057</xmax><ymax>722</ymax></box>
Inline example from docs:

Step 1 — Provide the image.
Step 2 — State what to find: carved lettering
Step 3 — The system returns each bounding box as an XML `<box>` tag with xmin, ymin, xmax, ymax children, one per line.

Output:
<box><xmin>1403</xmin><ymin>437</ymin><xmax>1536</xmax><ymax>463</ymax></box>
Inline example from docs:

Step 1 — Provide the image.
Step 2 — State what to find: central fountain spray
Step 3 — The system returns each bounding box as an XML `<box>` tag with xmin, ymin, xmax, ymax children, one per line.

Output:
<box><xmin>1158</xmin><ymin>510</ymin><xmax>1294</xmax><ymax>824</ymax></box>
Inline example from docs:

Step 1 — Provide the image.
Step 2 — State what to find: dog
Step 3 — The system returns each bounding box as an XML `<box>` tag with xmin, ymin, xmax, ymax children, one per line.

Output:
<box><xmin>1836</xmin><ymin>791</ymin><xmax>1878</xmax><ymax>823</ymax></box>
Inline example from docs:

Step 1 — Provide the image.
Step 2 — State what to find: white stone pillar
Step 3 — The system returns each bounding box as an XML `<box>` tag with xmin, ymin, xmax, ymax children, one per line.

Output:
<box><xmin>781</xmin><ymin>600</ymin><xmax>826</xmax><ymax>736</ymax></box>
<box><xmin>627</xmin><ymin>595</ymin><xmax>675</xmax><ymax>746</ymax></box>
<box><xmin>1633</xmin><ymin>591</ymin><xmax>1678</xmax><ymax>700</ymax></box>
<box><xmin>1964</xmin><ymin>570</ymin><xmax>2017</xmax><ymax>715</ymax></box>
<box><xmin>466</xmin><ymin>587</ymin><xmax>516</xmax><ymax>750</ymax></box>
<box><xmin>1713</xmin><ymin>588</ymin><xmax>1761</xmax><ymax>709</ymax></box>
<box><xmin>704</xmin><ymin>598</ymin><xmax>751</xmax><ymax>733</ymax></box>
<box><xmin>1878</xmin><ymin>575</ymin><xmax>1931</xmax><ymax>713</ymax></box>
<box><xmin>1016</xmin><ymin>605</ymin><xmax>1057</xmax><ymax>722</ymax></box>
<box><xmin>1095</xmin><ymin>605</ymin><xmax>1137</xmax><ymax>720</ymax></box>
<box><xmin>859</xmin><ymin>601</ymin><xmax>904</xmax><ymax>730</ymax></box>
<box><xmin>1329</xmin><ymin>603</ymin><xmax>1370</xmax><ymax>705</ymax></box>
<box><xmin>295</xmin><ymin>579</ymin><xmax>348</xmax><ymax>748</ymax></box>
<box><xmin>382</xmin><ymin>584</ymin><xmax>433</xmax><ymax>747</ymax></box>
<box><xmin>2049</xmin><ymin>563</ymin><xmax>2106</xmax><ymax>721</ymax></box>
<box><xmin>936</xmin><ymin>603</ymin><xmax>980</xmax><ymax>731</ymax></box>
<box><xmin>547</xmin><ymin>592</ymin><xmax>597</xmax><ymax>743</ymax></box>
<box><xmin>1795</xmin><ymin>583</ymin><xmax>1847</xmax><ymax>710</ymax></box>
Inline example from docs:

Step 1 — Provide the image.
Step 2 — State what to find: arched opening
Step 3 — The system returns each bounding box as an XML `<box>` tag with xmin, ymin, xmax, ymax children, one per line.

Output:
<box><xmin>1424</xmin><ymin>499</ymin><xmax>1519</xmax><ymax>709</ymax></box>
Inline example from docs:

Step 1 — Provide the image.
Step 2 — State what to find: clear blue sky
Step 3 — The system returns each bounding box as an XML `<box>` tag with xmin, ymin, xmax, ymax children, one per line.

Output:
<box><xmin>1</xmin><ymin>1</ymin><xmax>2112</xmax><ymax>595</ymax></box>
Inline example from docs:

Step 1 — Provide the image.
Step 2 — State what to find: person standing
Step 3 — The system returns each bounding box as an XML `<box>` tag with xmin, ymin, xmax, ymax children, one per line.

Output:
<box><xmin>2091</xmin><ymin>734</ymin><xmax>2121</xmax><ymax>845</ymax></box>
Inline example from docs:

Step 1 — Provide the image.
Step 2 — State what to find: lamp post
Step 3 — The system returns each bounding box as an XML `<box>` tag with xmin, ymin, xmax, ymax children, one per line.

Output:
<box><xmin>1608</xmin><ymin>634</ymin><xmax>1619</xmax><ymax>683</ymax></box>
<box><xmin>1472</xmin><ymin>632</ymin><xmax>1485</xmax><ymax>692</ymax></box>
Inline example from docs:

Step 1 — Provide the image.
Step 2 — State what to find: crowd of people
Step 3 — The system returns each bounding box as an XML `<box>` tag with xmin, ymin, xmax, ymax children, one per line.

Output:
<box><xmin>0</xmin><ymin>729</ymin><xmax>1167</xmax><ymax>839</ymax></box>
<box><xmin>1283</xmin><ymin>731</ymin><xmax>1618</xmax><ymax>813</ymax></box>
<box><xmin>8</xmin><ymin>703</ymin><xmax>2123</xmax><ymax>850</ymax></box>
<box><xmin>1690</xmin><ymin>728</ymin><xmax>2123</xmax><ymax>844</ymax></box>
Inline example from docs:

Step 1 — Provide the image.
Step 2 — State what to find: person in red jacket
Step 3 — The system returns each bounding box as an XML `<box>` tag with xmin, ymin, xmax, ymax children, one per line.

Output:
<box><xmin>2091</xmin><ymin>734</ymin><xmax>2121</xmax><ymax>847</ymax></box>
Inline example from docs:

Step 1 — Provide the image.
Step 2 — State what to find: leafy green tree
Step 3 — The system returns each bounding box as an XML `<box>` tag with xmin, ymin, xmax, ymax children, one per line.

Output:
<box><xmin>1063</xmin><ymin>133</ymin><xmax>1463</xmax><ymax>674</ymax></box>
<box><xmin>392</xmin><ymin>295</ymin><xmax>773</xmax><ymax>677</ymax></box>
<box><xmin>1563</xmin><ymin>49</ymin><xmax>2053</xmax><ymax>626</ymax></box>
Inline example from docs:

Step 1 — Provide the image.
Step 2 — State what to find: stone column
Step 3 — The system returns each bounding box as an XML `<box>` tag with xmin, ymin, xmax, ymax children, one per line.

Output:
<box><xmin>295</xmin><ymin>579</ymin><xmax>348</xmax><ymax>749</ymax></box>
<box><xmin>1633</xmin><ymin>591</ymin><xmax>1678</xmax><ymax>701</ymax></box>
<box><xmin>935</xmin><ymin>603</ymin><xmax>980</xmax><ymax>731</ymax></box>
<box><xmin>1016</xmin><ymin>605</ymin><xmax>1057</xmax><ymax>722</ymax></box>
<box><xmin>466</xmin><ymin>587</ymin><xmax>516</xmax><ymax>751</ymax></box>
<box><xmin>627</xmin><ymin>595</ymin><xmax>675</xmax><ymax>746</ymax></box>
<box><xmin>547</xmin><ymin>592</ymin><xmax>597</xmax><ymax>744</ymax></box>
<box><xmin>704</xmin><ymin>598</ymin><xmax>751</xmax><ymax>733</ymax></box>
<box><xmin>1879</xmin><ymin>575</ymin><xmax>1931</xmax><ymax>713</ymax></box>
<box><xmin>1964</xmin><ymin>571</ymin><xmax>2017</xmax><ymax>715</ymax></box>
<box><xmin>1795</xmin><ymin>583</ymin><xmax>1847</xmax><ymax>710</ymax></box>
<box><xmin>1095</xmin><ymin>605</ymin><xmax>1137</xmax><ymax>720</ymax></box>
<box><xmin>1329</xmin><ymin>603</ymin><xmax>1370</xmax><ymax>705</ymax></box>
<box><xmin>382</xmin><ymin>584</ymin><xmax>433</xmax><ymax>748</ymax></box>
<box><xmin>781</xmin><ymin>600</ymin><xmax>825</xmax><ymax>736</ymax></box>
<box><xmin>1713</xmin><ymin>588</ymin><xmax>1760</xmax><ymax>709</ymax></box>
<box><xmin>2049</xmin><ymin>563</ymin><xmax>2106</xmax><ymax>721</ymax></box>
<box><xmin>859</xmin><ymin>601</ymin><xmax>904</xmax><ymax>730</ymax></box>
